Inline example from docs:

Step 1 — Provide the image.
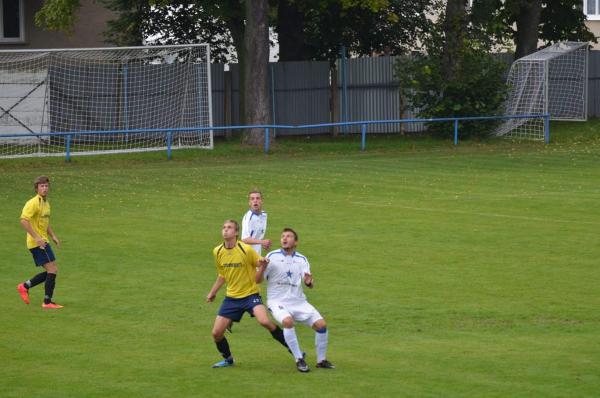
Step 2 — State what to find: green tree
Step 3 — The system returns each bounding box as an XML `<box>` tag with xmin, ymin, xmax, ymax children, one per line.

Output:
<box><xmin>470</xmin><ymin>0</ymin><xmax>596</xmax><ymax>59</ymax></box>
<box><xmin>396</xmin><ymin>6</ymin><xmax>508</xmax><ymax>138</ymax></box>
<box><xmin>276</xmin><ymin>0</ymin><xmax>433</xmax><ymax>63</ymax></box>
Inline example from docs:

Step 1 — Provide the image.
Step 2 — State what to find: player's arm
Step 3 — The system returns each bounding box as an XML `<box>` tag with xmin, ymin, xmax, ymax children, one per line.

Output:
<box><xmin>303</xmin><ymin>261</ymin><xmax>313</xmax><ymax>288</ymax></box>
<box><xmin>20</xmin><ymin>218</ymin><xmax>46</xmax><ymax>249</ymax></box>
<box><xmin>47</xmin><ymin>225</ymin><xmax>60</xmax><ymax>247</ymax></box>
<box><xmin>255</xmin><ymin>257</ymin><xmax>270</xmax><ymax>283</ymax></box>
<box><xmin>304</xmin><ymin>273</ymin><xmax>314</xmax><ymax>288</ymax></box>
<box><xmin>206</xmin><ymin>276</ymin><xmax>226</xmax><ymax>303</ymax></box>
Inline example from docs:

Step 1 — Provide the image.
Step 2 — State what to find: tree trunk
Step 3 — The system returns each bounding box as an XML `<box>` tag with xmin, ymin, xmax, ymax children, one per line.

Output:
<box><xmin>276</xmin><ymin>0</ymin><xmax>310</xmax><ymax>61</ymax></box>
<box><xmin>226</xmin><ymin>0</ymin><xmax>246</xmax><ymax>125</ymax></box>
<box><xmin>442</xmin><ymin>0</ymin><xmax>468</xmax><ymax>81</ymax></box>
<box><xmin>243</xmin><ymin>0</ymin><xmax>272</xmax><ymax>145</ymax></box>
<box><xmin>514</xmin><ymin>0</ymin><xmax>542</xmax><ymax>59</ymax></box>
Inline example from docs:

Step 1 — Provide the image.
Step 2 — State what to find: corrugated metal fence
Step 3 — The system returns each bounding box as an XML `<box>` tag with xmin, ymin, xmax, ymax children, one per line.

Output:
<box><xmin>212</xmin><ymin>51</ymin><xmax>600</xmax><ymax>135</ymax></box>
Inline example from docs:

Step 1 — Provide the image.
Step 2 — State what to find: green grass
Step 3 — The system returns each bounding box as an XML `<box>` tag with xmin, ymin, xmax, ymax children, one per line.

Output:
<box><xmin>1</xmin><ymin>122</ymin><xmax>600</xmax><ymax>397</ymax></box>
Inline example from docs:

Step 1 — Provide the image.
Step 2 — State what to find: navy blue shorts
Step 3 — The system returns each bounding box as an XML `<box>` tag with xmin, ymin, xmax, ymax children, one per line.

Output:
<box><xmin>218</xmin><ymin>293</ymin><xmax>264</xmax><ymax>322</ymax></box>
<box><xmin>29</xmin><ymin>244</ymin><xmax>56</xmax><ymax>266</ymax></box>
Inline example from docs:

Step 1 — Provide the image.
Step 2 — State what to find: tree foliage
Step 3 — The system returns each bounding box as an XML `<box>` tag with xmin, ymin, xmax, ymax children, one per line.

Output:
<box><xmin>470</xmin><ymin>0</ymin><xmax>596</xmax><ymax>58</ymax></box>
<box><xmin>396</xmin><ymin>14</ymin><xmax>509</xmax><ymax>138</ymax></box>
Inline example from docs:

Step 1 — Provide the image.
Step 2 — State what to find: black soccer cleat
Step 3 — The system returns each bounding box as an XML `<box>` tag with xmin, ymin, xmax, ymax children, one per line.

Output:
<box><xmin>296</xmin><ymin>358</ymin><xmax>310</xmax><ymax>373</ymax></box>
<box><xmin>316</xmin><ymin>359</ymin><xmax>335</xmax><ymax>369</ymax></box>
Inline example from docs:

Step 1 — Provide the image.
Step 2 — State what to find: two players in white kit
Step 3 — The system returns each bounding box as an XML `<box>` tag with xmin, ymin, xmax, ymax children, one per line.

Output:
<box><xmin>241</xmin><ymin>190</ymin><xmax>335</xmax><ymax>373</ymax></box>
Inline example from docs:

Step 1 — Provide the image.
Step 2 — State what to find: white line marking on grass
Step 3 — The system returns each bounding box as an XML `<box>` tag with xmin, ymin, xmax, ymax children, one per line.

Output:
<box><xmin>350</xmin><ymin>202</ymin><xmax>600</xmax><ymax>226</ymax></box>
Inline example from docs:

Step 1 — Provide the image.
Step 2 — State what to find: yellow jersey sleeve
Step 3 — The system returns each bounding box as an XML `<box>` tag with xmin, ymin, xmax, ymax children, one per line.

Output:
<box><xmin>20</xmin><ymin>197</ymin><xmax>39</xmax><ymax>221</ymax></box>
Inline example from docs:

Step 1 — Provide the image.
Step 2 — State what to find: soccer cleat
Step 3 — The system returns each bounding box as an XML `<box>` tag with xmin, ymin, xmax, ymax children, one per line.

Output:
<box><xmin>41</xmin><ymin>302</ymin><xmax>64</xmax><ymax>309</ymax></box>
<box><xmin>17</xmin><ymin>284</ymin><xmax>30</xmax><ymax>304</ymax></box>
<box><xmin>316</xmin><ymin>360</ymin><xmax>335</xmax><ymax>369</ymax></box>
<box><xmin>212</xmin><ymin>358</ymin><xmax>234</xmax><ymax>368</ymax></box>
<box><xmin>296</xmin><ymin>358</ymin><xmax>310</xmax><ymax>373</ymax></box>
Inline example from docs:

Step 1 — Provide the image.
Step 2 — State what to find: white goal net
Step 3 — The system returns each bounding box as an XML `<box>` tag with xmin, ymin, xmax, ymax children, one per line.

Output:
<box><xmin>496</xmin><ymin>41</ymin><xmax>588</xmax><ymax>140</ymax></box>
<box><xmin>0</xmin><ymin>44</ymin><xmax>212</xmax><ymax>158</ymax></box>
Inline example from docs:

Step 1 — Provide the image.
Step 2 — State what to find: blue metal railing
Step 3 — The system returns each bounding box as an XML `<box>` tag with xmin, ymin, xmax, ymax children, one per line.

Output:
<box><xmin>0</xmin><ymin>113</ymin><xmax>550</xmax><ymax>161</ymax></box>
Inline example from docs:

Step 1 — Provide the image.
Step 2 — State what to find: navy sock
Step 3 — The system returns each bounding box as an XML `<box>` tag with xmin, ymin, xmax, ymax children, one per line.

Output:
<box><xmin>270</xmin><ymin>325</ymin><xmax>289</xmax><ymax>349</ymax></box>
<box><xmin>216</xmin><ymin>337</ymin><xmax>232</xmax><ymax>359</ymax></box>
<box><xmin>25</xmin><ymin>272</ymin><xmax>47</xmax><ymax>289</ymax></box>
<box><xmin>44</xmin><ymin>273</ymin><xmax>56</xmax><ymax>304</ymax></box>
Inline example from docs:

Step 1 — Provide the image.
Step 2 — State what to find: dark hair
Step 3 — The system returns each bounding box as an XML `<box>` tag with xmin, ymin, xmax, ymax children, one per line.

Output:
<box><xmin>248</xmin><ymin>189</ymin><xmax>262</xmax><ymax>199</ymax></box>
<box><xmin>34</xmin><ymin>176</ymin><xmax>50</xmax><ymax>191</ymax></box>
<box><xmin>282</xmin><ymin>227</ymin><xmax>298</xmax><ymax>241</ymax></box>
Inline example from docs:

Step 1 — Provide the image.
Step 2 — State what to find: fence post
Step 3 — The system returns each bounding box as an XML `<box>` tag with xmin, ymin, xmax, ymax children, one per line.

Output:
<box><xmin>264</xmin><ymin>127</ymin><xmax>270</xmax><ymax>153</ymax></box>
<box><xmin>167</xmin><ymin>130</ymin><xmax>172</xmax><ymax>160</ymax></box>
<box><xmin>453</xmin><ymin>119</ymin><xmax>459</xmax><ymax>145</ymax></box>
<box><xmin>65</xmin><ymin>134</ymin><xmax>71</xmax><ymax>162</ymax></box>
<box><xmin>544</xmin><ymin>114</ymin><xmax>550</xmax><ymax>144</ymax></box>
<box><xmin>361</xmin><ymin>124</ymin><xmax>367</xmax><ymax>151</ymax></box>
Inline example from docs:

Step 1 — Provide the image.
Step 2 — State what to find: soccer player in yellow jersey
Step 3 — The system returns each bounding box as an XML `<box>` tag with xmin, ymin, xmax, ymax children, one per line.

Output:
<box><xmin>16</xmin><ymin>176</ymin><xmax>64</xmax><ymax>309</ymax></box>
<box><xmin>207</xmin><ymin>219</ymin><xmax>289</xmax><ymax>368</ymax></box>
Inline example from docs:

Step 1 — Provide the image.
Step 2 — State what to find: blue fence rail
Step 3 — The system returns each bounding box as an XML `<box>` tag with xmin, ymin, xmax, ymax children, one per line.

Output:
<box><xmin>0</xmin><ymin>113</ymin><xmax>550</xmax><ymax>161</ymax></box>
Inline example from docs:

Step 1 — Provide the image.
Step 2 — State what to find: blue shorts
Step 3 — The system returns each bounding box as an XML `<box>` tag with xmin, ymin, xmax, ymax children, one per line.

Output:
<box><xmin>218</xmin><ymin>293</ymin><xmax>264</xmax><ymax>322</ymax></box>
<box><xmin>29</xmin><ymin>244</ymin><xmax>56</xmax><ymax>266</ymax></box>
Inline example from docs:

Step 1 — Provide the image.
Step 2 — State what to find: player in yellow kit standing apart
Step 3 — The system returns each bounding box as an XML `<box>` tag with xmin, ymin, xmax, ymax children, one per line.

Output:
<box><xmin>16</xmin><ymin>176</ymin><xmax>64</xmax><ymax>309</ymax></box>
<box><xmin>207</xmin><ymin>219</ymin><xmax>289</xmax><ymax>368</ymax></box>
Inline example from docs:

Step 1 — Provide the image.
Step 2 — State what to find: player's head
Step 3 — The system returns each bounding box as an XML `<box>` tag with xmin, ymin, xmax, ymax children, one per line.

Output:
<box><xmin>248</xmin><ymin>189</ymin><xmax>263</xmax><ymax>213</ymax></box>
<box><xmin>281</xmin><ymin>228</ymin><xmax>298</xmax><ymax>250</ymax></box>
<box><xmin>34</xmin><ymin>175</ymin><xmax>50</xmax><ymax>197</ymax></box>
<box><xmin>222</xmin><ymin>219</ymin><xmax>239</xmax><ymax>240</ymax></box>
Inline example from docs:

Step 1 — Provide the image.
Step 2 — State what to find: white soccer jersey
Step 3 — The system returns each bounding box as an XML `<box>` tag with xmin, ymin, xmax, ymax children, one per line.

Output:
<box><xmin>264</xmin><ymin>249</ymin><xmax>311</xmax><ymax>303</ymax></box>
<box><xmin>241</xmin><ymin>209</ymin><xmax>268</xmax><ymax>255</ymax></box>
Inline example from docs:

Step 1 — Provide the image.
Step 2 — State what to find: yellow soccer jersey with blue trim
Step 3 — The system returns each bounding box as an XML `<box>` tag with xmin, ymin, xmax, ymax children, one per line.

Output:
<box><xmin>213</xmin><ymin>241</ymin><xmax>260</xmax><ymax>298</ymax></box>
<box><xmin>20</xmin><ymin>194</ymin><xmax>51</xmax><ymax>249</ymax></box>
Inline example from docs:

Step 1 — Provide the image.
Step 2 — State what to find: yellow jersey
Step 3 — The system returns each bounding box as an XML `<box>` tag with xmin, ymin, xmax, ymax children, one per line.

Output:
<box><xmin>20</xmin><ymin>194</ymin><xmax>51</xmax><ymax>249</ymax></box>
<box><xmin>213</xmin><ymin>241</ymin><xmax>260</xmax><ymax>298</ymax></box>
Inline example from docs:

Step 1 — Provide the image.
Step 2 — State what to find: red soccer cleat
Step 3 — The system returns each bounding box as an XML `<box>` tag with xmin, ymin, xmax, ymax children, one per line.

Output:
<box><xmin>17</xmin><ymin>284</ymin><xmax>30</xmax><ymax>304</ymax></box>
<box><xmin>41</xmin><ymin>302</ymin><xmax>64</xmax><ymax>309</ymax></box>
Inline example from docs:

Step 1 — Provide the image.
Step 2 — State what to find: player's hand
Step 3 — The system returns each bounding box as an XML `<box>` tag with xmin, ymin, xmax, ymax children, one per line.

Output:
<box><xmin>36</xmin><ymin>237</ymin><xmax>47</xmax><ymax>249</ymax></box>
<box><xmin>206</xmin><ymin>292</ymin><xmax>216</xmax><ymax>303</ymax></box>
<box><xmin>261</xmin><ymin>239</ymin><xmax>272</xmax><ymax>250</ymax></box>
<box><xmin>258</xmin><ymin>257</ymin><xmax>270</xmax><ymax>267</ymax></box>
<box><xmin>304</xmin><ymin>273</ymin><xmax>313</xmax><ymax>288</ymax></box>
<box><xmin>51</xmin><ymin>236</ymin><xmax>60</xmax><ymax>247</ymax></box>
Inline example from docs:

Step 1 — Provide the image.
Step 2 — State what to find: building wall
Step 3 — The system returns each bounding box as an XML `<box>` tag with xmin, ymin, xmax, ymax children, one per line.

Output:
<box><xmin>585</xmin><ymin>21</ymin><xmax>600</xmax><ymax>48</ymax></box>
<box><xmin>0</xmin><ymin>0</ymin><xmax>114</xmax><ymax>50</ymax></box>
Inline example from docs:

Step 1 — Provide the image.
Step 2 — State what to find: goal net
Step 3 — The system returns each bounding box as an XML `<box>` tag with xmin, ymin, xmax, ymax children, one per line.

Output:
<box><xmin>0</xmin><ymin>44</ymin><xmax>212</xmax><ymax>158</ymax></box>
<box><xmin>496</xmin><ymin>41</ymin><xmax>588</xmax><ymax>140</ymax></box>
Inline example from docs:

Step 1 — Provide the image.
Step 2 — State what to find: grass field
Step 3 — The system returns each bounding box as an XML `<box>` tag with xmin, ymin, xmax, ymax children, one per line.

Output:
<box><xmin>1</xmin><ymin>123</ymin><xmax>600</xmax><ymax>397</ymax></box>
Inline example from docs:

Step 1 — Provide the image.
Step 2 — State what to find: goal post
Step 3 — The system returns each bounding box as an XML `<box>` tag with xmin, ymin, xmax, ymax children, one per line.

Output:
<box><xmin>0</xmin><ymin>44</ymin><xmax>213</xmax><ymax>158</ymax></box>
<box><xmin>496</xmin><ymin>41</ymin><xmax>588</xmax><ymax>140</ymax></box>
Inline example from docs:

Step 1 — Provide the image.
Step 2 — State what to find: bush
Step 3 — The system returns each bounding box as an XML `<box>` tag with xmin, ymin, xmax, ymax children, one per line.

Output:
<box><xmin>395</xmin><ymin>39</ymin><xmax>509</xmax><ymax>139</ymax></box>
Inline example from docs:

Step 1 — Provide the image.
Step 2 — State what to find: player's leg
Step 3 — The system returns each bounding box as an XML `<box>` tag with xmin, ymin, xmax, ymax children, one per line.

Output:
<box><xmin>312</xmin><ymin>318</ymin><xmax>334</xmax><ymax>369</ymax></box>
<box><xmin>251</xmin><ymin>303</ymin><xmax>289</xmax><ymax>350</ymax></box>
<box><xmin>272</xmin><ymin>305</ymin><xmax>304</xmax><ymax>360</ymax></box>
<box><xmin>17</xmin><ymin>271</ymin><xmax>47</xmax><ymax>305</ymax></box>
<box><xmin>41</xmin><ymin>255</ymin><xmax>62</xmax><ymax>308</ymax></box>
<box><xmin>212</xmin><ymin>315</ymin><xmax>234</xmax><ymax>368</ymax></box>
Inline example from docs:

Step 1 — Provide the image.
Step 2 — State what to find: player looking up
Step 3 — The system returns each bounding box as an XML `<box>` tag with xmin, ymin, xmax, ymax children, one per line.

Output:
<box><xmin>256</xmin><ymin>228</ymin><xmax>335</xmax><ymax>373</ymax></box>
<box><xmin>207</xmin><ymin>219</ymin><xmax>289</xmax><ymax>368</ymax></box>
<box><xmin>241</xmin><ymin>190</ymin><xmax>271</xmax><ymax>255</ymax></box>
<box><xmin>16</xmin><ymin>176</ymin><xmax>64</xmax><ymax>309</ymax></box>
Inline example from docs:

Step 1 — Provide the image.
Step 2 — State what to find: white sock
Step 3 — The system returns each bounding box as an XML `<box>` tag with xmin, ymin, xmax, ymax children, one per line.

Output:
<box><xmin>284</xmin><ymin>327</ymin><xmax>303</xmax><ymax>360</ymax></box>
<box><xmin>315</xmin><ymin>329</ymin><xmax>328</xmax><ymax>362</ymax></box>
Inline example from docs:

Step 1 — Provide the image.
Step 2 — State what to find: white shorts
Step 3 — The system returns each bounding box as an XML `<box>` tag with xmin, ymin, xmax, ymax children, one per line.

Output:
<box><xmin>267</xmin><ymin>300</ymin><xmax>323</xmax><ymax>327</ymax></box>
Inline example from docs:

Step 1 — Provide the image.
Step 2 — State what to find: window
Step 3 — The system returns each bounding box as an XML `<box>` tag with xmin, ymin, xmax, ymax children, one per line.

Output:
<box><xmin>585</xmin><ymin>0</ymin><xmax>600</xmax><ymax>20</ymax></box>
<box><xmin>0</xmin><ymin>0</ymin><xmax>25</xmax><ymax>43</ymax></box>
